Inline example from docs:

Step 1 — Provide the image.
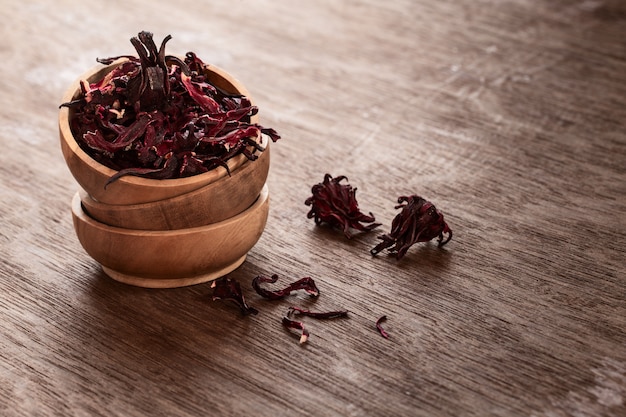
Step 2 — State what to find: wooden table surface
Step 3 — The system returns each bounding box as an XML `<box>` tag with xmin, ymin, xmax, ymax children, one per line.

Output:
<box><xmin>1</xmin><ymin>1</ymin><xmax>625</xmax><ymax>416</ymax></box>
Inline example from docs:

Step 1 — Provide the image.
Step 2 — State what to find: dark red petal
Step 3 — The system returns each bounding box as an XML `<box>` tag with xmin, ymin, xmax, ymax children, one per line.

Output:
<box><xmin>180</xmin><ymin>72</ymin><xmax>221</xmax><ymax>113</ymax></box>
<box><xmin>282</xmin><ymin>316</ymin><xmax>309</xmax><ymax>344</ymax></box>
<box><xmin>252</xmin><ymin>274</ymin><xmax>320</xmax><ymax>300</ymax></box>
<box><xmin>104</xmin><ymin>154</ymin><xmax>180</xmax><ymax>187</ymax></box>
<box><xmin>376</xmin><ymin>315</ymin><xmax>389</xmax><ymax>339</ymax></box>
<box><xmin>287</xmin><ymin>306</ymin><xmax>349</xmax><ymax>319</ymax></box>
<box><xmin>211</xmin><ymin>277</ymin><xmax>258</xmax><ymax>316</ymax></box>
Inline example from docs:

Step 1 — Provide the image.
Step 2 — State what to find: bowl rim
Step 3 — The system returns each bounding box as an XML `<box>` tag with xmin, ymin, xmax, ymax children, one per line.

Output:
<box><xmin>72</xmin><ymin>184</ymin><xmax>270</xmax><ymax>236</ymax></box>
<box><xmin>59</xmin><ymin>58</ymin><xmax>259</xmax><ymax>190</ymax></box>
<box><xmin>79</xmin><ymin>132</ymin><xmax>269</xmax><ymax>210</ymax></box>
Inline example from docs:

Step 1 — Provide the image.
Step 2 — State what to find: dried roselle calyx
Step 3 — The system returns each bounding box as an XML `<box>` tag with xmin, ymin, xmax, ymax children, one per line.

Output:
<box><xmin>281</xmin><ymin>306</ymin><xmax>349</xmax><ymax>345</ymax></box>
<box><xmin>287</xmin><ymin>306</ymin><xmax>348</xmax><ymax>319</ymax></box>
<box><xmin>60</xmin><ymin>31</ymin><xmax>280</xmax><ymax>183</ymax></box>
<box><xmin>211</xmin><ymin>277</ymin><xmax>258</xmax><ymax>315</ymax></box>
<box><xmin>252</xmin><ymin>274</ymin><xmax>320</xmax><ymax>300</ymax></box>
<box><xmin>371</xmin><ymin>195</ymin><xmax>452</xmax><ymax>260</ymax></box>
<box><xmin>376</xmin><ymin>315</ymin><xmax>389</xmax><ymax>339</ymax></box>
<box><xmin>282</xmin><ymin>316</ymin><xmax>309</xmax><ymax>344</ymax></box>
<box><xmin>305</xmin><ymin>174</ymin><xmax>380</xmax><ymax>238</ymax></box>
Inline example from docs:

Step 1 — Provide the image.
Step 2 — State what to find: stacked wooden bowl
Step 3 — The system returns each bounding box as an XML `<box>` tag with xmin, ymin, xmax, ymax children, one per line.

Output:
<box><xmin>59</xmin><ymin>63</ymin><xmax>270</xmax><ymax>288</ymax></box>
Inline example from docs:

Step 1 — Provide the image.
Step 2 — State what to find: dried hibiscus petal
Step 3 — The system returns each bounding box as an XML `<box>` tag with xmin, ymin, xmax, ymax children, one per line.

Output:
<box><xmin>305</xmin><ymin>174</ymin><xmax>381</xmax><ymax>238</ymax></box>
<box><xmin>252</xmin><ymin>274</ymin><xmax>320</xmax><ymax>300</ymax></box>
<box><xmin>211</xmin><ymin>277</ymin><xmax>258</xmax><ymax>315</ymax></box>
<box><xmin>282</xmin><ymin>307</ymin><xmax>349</xmax><ymax>345</ymax></box>
<box><xmin>287</xmin><ymin>306</ymin><xmax>349</xmax><ymax>319</ymax></box>
<box><xmin>282</xmin><ymin>316</ymin><xmax>309</xmax><ymax>344</ymax></box>
<box><xmin>376</xmin><ymin>315</ymin><xmax>389</xmax><ymax>339</ymax></box>
<box><xmin>371</xmin><ymin>195</ymin><xmax>452</xmax><ymax>259</ymax></box>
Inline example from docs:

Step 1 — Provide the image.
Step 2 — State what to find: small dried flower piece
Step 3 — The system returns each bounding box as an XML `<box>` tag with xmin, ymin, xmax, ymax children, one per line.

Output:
<box><xmin>371</xmin><ymin>195</ymin><xmax>452</xmax><ymax>259</ymax></box>
<box><xmin>282</xmin><ymin>307</ymin><xmax>349</xmax><ymax>345</ymax></box>
<box><xmin>376</xmin><ymin>315</ymin><xmax>389</xmax><ymax>339</ymax></box>
<box><xmin>305</xmin><ymin>174</ymin><xmax>381</xmax><ymax>238</ymax></box>
<box><xmin>282</xmin><ymin>316</ymin><xmax>309</xmax><ymax>344</ymax></box>
<box><xmin>252</xmin><ymin>274</ymin><xmax>320</xmax><ymax>300</ymax></box>
<box><xmin>211</xmin><ymin>277</ymin><xmax>258</xmax><ymax>315</ymax></box>
<box><xmin>287</xmin><ymin>306</ymin><xmax>349</xmax><ymax>319</ymax></box>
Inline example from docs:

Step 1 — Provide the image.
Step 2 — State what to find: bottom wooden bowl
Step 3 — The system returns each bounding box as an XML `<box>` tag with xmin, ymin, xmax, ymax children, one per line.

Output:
<box><xmin>71</xmin><ymin>184</ymin><xmax>270</xmax><ymax>288</ymax></box>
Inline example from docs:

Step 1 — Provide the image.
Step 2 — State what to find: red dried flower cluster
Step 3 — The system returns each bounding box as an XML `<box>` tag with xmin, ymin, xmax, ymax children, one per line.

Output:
<box><xmin>305</xmin><ymin>174</ymin><xmax>453</xmax><ymax>259</ymax></box>
<box><xmin>61</xmin><ymin>31</ymin><xmax>280</xmax><ymax>183</ymax></box>
<box><xmin>371</xmin><ymin>195</ymin><xmax>452</xmax><ymax>259</ymax></box>
<box><xmin>305</xmin><ymin>174</ymin><xmax>380</xmax><ymax>238</ymax></box>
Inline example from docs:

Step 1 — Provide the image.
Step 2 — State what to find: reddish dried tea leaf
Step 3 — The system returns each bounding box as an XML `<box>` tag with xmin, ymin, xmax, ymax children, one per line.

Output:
<box><xmin>305</xmin><ymin>174</ymin><xmax>380</xmax><ymax>239</ymax></box>
<box><xmin>287</xmin><ymin>306</ymin><xmax>349</xmax><ymax>319</ymax></box>
<box><xmin>376</xmin><ymin>315</ymin><xmax>389</xmax><ymax>339</ymax></box>
<box><xmin>282</xmin><ymin>316</ymin><xmax>309</xmax><ymax>344</ymax></box>
<box><xmin>211</xmin><ymin>277</ymin><xmax>258</xmax><ymax>316</ymax></box>
<box><xmin>61</xmin><ymin>31</ymin><xmax>280</xmax><ymax>183</ymax></box>
<box><xmin>371</xmin><ymin>195</ymin><xmax>452</xmax><ymax>260</ymax></box>
<box><xmin>252</xmin><ymin>274</ymin><xmax>320</xmax><ymax>300</ymax></box>
<box><xmin>282</xmin><ymin>307</ymin><xmax>348</xmax><ymax>345</ymax></box>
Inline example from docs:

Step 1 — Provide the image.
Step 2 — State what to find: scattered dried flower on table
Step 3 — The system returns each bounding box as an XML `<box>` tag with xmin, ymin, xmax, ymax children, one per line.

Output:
<box><xmin>282</xmin><ymin>306</ymin><xmax>349</xmax><ymax>345</ymax></box>
<box><xmin>211</xmin><ymin>277</ymin><xmax>258</xmax><ymax>315</ymax></box>
<box><xmin>282</xmin><ymin>316</ymin><xmax>309</xmax><ymax>344</ymax></box>
<box><xmin>371</xmin><ymin>195</ymin><xmax>452</xmax><ymax>259</ymax></box>
<box><xmin>252</xmin><ymin>274</ymin><xmax>320</xmax><ymax>300</ymax></box>
<box><xmin>60</xmin><ymin>31</ymin><xmax>280</xmax><ymax>183</ymax></box>
<box><xmin>305</xmin><ymin>174</ymin><xmax>380</xmax><ymax>238</ymax></box>
<box><xmin>376</xmin><ymin>315</ymin><xmax>389</xmax><ymax>339</ymax></box>
<box><xmin>287</xmin><ymin>306</ymin><xmax>349</xmax><ymax>319</ymax></box>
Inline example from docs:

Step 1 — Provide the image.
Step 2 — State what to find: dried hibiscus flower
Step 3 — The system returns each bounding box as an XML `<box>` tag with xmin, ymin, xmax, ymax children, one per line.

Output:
<box><xmin>282</xmin><ymin>316</ymin><xmax>310</xmax><ymax>344</ymax></box>
<box><xmin>305</xmin><ymin>174</ymin><xmax>380</xmax><ymax>238</ymax></box>
<box><xmin>282</xmin><ymin>306</ymin><xmax>349</xmax><ymax>344</ymax></box>
<box><xmin>371</xmin><ymin>195</ymin><xmax>452</xmax><ymax>259</ymax></box>
<box><xmin>287</xmin><ymin>306</ymin><xmax>349</xmax><ymax>319</ymax></box>
<box><xmin>211</xmin><ymin>277</ymin><xmax>258</xmax><ymax>315</ymax></box>
<box><xmin>60</xmin><ymin>31</ymin><xmax>280</xmax><ymax>183</ymax></box>
<box><xmin>376</xmin><ymin>315</ymin><xmax>389</xmax><ymax>339</ymax></box>
<box><xmin>252</xmin><ymin>274</ymin><xmax>320</xmax><ymax>300</ymax></box>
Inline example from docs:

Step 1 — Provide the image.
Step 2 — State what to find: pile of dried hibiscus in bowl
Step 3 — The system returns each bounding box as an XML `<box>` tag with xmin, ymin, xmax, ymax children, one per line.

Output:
<box><xmin>59</xmin><ymin>31</ymin><xmax>281</xmax><ymax>288</ymax></box>
<box><xmin>61</xmin><ymin>31</ymin><xmax>279</xmax><ymax>183</ymax></box>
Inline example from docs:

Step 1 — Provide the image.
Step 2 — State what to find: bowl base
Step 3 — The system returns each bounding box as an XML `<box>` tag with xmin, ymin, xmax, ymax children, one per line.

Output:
<box><xmin>101</xmin><ymin>255</ymin><xmax>247</xmax><ymax>288</ymax></box>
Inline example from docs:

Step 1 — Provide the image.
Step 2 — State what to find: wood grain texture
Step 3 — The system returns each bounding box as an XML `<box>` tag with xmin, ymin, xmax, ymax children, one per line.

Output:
<box><xmin>1</xmin><ymin>0</ymin><xmax>625</xmax><ymax>416</ymax></box>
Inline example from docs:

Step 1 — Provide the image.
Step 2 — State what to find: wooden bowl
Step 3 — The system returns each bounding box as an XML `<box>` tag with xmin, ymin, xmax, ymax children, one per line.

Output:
<box><xmin>59</xmin><ymin>60</ymin><xmax>260</xmax><ymax>205</ymax></box>
<box><xmin>79</xmin><ymin>133</ymin><xmax>270</xmax><ymax>230</ymax></box>
<box><xmin>72</xmin><ymin>184</ymin><xmax>270</xmax><ymax>288</ymax></box>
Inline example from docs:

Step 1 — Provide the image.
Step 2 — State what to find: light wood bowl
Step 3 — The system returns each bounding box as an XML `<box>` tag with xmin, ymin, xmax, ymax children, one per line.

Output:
<box><xmin>80</xmin><ymin>133</ymin><xmax>270</xmax><ymax>230</ymax></box>
<box><xmin>59</xmin><ymin>59</ymin><xmax>260</xmax><ymax>205</ymax></box>
<box><xmin>72</xmin><ymin>184</ymin><xmax>270</xmax><ymax>288</ymax></box>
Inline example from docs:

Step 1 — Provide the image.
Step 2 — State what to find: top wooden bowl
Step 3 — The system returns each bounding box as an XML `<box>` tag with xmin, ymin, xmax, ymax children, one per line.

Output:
<box><xmin>59</xmin><ymin>60</ymin><xmax>260</xmax><ymax>205</ymax></box>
